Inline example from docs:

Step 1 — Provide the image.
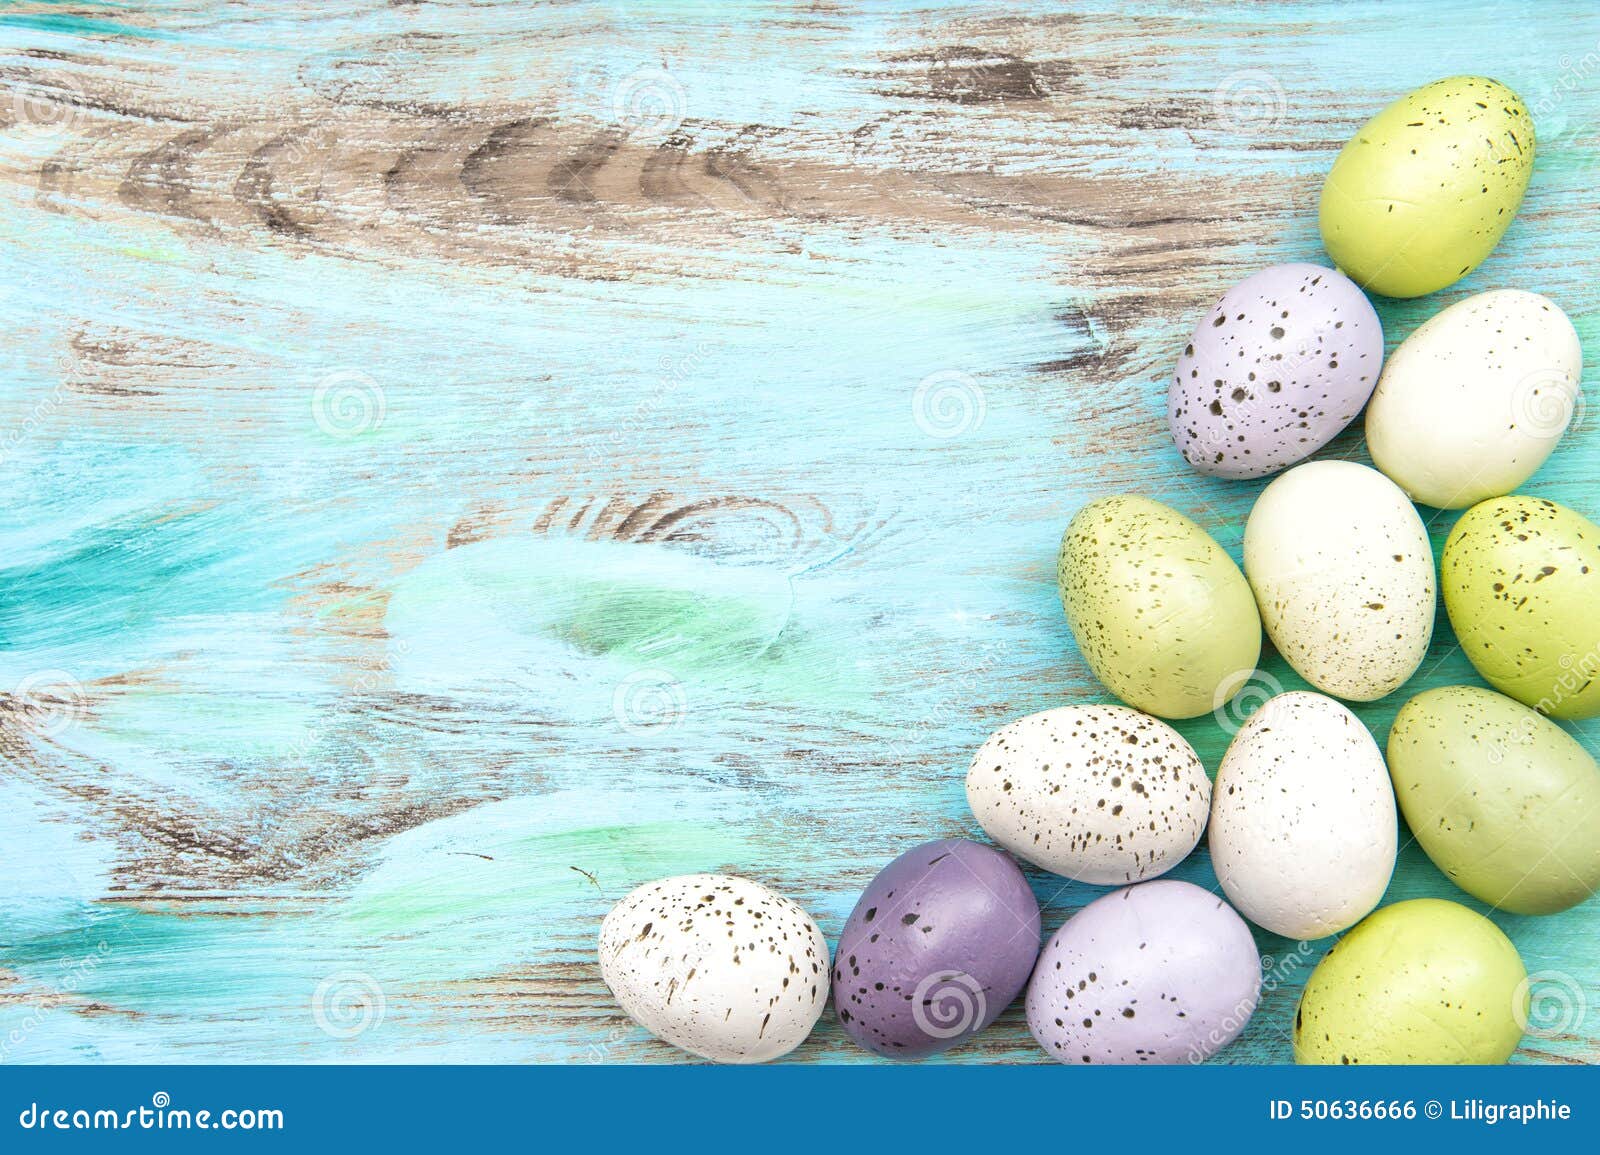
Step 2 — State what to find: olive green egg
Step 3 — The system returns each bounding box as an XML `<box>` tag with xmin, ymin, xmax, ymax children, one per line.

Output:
<box><xmin>1389</xmin><ymin>685</ymin><xmax>1600</xmax><ymax>914</ymax></box>
<box><xmin>1293</xmin><ymin>899</ymin><xmax>1527</xmax><ymax>1065</ymax></box>
<box><xmin>1319</xmin><ymin>76</ymin><xmax>1534</xmax><ymax>298</ymax></box>
<box><xmin>1442</xmin><ymin>495</ymin><xmax>1600</xmax><ymax>719</ymax></box>
<box><xmin>1058</xmin><ymin>494</ymin><xmax>1261</xmax><ymax>720</ymax></box>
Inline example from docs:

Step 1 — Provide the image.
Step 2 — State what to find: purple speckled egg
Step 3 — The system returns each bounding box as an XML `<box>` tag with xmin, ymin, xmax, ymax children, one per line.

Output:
<box><xmin>1168</xmin><ymin>263</ymin><xmax>1383</xmax><ymax>479</ymax></box>
<box><xmin>1026</xmin><ymin>879</ymin><xmax>1261</xmax><ymax>1065</ymax></box>
<box><xmin>834</xmin><ymin>838</ymin><xmax>1040</xmax><ymax>1059</ymax></box>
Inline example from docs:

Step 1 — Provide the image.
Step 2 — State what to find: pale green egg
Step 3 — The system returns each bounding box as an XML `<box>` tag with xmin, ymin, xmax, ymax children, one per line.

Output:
<box><xmin>1294</xmin><ymin>899</ymin><xmax>1527</xmax><ymax>1065</ymax></box>
<box><xmin>1389</xmin><ymin>685</ymin><xmax>1600</xmax><ymax>914</ymax></box>
<box><xmin>1319</xmin><ymin>76</ymin><xmax>1534</xmax><ymax>298</ymax></box>
<box><xmin>1442</xmin><ymin>495</ymin><xmax>1600</xmax><ymax>719</ymax></box>
<box><xmin>1058</xmin><ymin>495</ymin><xmax>1260</xmax><ymax>720</ymax></box>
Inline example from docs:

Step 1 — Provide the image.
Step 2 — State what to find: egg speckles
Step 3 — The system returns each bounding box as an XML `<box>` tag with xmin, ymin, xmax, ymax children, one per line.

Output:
<box><xmin>966</xmin><ymin>705</ymin><xmax>1211</xmax><ymax>884</ymax></box>
<box><xmin>1210</xmin><ymin>692</ymin><xmax>1397</xmax><ymax>939</ymax></box>
<box><xmin>1244</xmin><ymin>461</ymin><xmax>1435</xmax><ymax>700</ymax></box>
<box><xmin>833</xmin><ymin>838</ymin><xmax>1040</xmax><ymax>1059</ymax></box>
<box><xmin>1320</xmin><ymin>76</ymin><xmax>1535</xmax><ymax>298</ymax></box>
<box><xmin>1169</xmin><ymin>264</ymin><xmax>1383</xmax><ymax>479</ymax></box>
<box><xmin>1367</xmin><ymin>290</ymin><xmax>1582</xmax><ymax>509</ymax></box>
<box><xmin>1059</xmin><ymin>495</ymin><xmax>1261</xmax><ymax>719</ymax></box>
<box><xmin>1388</xmin><ymin>685</ymin><xmax>1600</xmax><ymax>914</ymax></box>
<box><xmin>598</xmin><ymin>873</ymin><xmax>829</xmax><ymax>1063</ymax></box>
<box><xmin>1442</xmin><ymin>494</ymin><xmax>1600</xmax><ymax>719</ymax></box>
<box><xmin>1294</xmin><ymin>899</ymin><xmax>1527</xmax><ymax>1065</ymax></box>
<box><xmin>1026</xmin><ymin>880</ymin><xmax>1262</xmax><ymax>1065</ymax></box>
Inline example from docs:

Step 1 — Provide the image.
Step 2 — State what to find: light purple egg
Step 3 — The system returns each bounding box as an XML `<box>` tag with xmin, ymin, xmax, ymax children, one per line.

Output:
<box><xmin>1026</xmin><ymin>879</ymin><xmax>1261</xmax><ymax>1065</ymax></box>
<box><xmin>1168</xmin><ymin>263</ymin><xmax>1383</xmax><ymax>479</ymax></box>
<box><xmin>834</xmin><ymin>838</ymin><xmax>1040</xmax><ymax>1059</ymax></box>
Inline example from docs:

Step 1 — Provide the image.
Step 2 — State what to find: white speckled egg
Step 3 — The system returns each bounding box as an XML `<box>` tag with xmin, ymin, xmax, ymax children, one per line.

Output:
<box><xmin>966</xmin><ymin>705</ymin><xmax>1211</xmax><ymax>885</ymax></box>
<box><xmin>598</xmin><ymin>873</ymin><xmax>829</xmax><ymax>1063</ymax></box>
<box><xmin>1244</xmin><ymin>460</ymin><xmax>1435</xmax><ymax>700</ymax></box>
<box><xmin>1169</xmin><ymin>263</ymin><xmax>1384</xmax><ymax>479</ymax></box>
<box><xmin>1210</xmin><ymin>692</ymin><xmax>1397</xmax><ymax>939</ymax></box>
<box><xmin>1367</xmin><ymin>291</ymin><xmax>1582</xmax><ymax>509</ymax></box>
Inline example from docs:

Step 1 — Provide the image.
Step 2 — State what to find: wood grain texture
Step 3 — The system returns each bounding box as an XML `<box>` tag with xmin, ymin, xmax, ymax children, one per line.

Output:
<box><xmin>1</xmin><ymin>0</ymin><xmax>1598</xmax><ymax>1064</ymax></box>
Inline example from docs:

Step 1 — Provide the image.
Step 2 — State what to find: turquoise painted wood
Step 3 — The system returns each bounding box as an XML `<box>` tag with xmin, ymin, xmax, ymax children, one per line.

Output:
<box><xmin>2</xmin><ymin>0</ymin><xmax>1598</xmax><ymax>1064</ymax></box>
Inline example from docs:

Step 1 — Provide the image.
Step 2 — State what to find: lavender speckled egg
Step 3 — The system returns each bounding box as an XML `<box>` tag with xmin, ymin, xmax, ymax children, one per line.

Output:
<box><xmin>599</xmin><ymin>873</ymin><xmax>829</xmax><ymax>1063</ymax></box>
<box><xmin>1169</xmin><ymin>263</ymin><xmax>1383</xmax><ymax>479</ymax></box>
<box><xmin>834</xmin><ymin>838</ymin><xmax>1040</xmax><ymax>1059</ymax></box>
<box><xmin>1026</xmin><ymin>880</ymin><xmax>1261</xmax><ymax>1065</ymax></box>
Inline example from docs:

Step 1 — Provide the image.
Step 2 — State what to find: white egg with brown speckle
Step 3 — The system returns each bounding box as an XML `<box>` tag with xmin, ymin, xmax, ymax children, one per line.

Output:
<box><xmin>966</xmin><ymin>705</ymin><xmax>1211</xmax><ymax>884</ymax></box>
<box><xmin>1210</xmin><ymin>692</ymin><xmax>1397</xmax><ymax>939</ymax></box>
<box><xmin>1367</xmin><ymin>290</ymin><xmax>1582</xmax><ymax>509</ymax></box>
<box><xmin>1244</xmin><ymin>460</ymin><xmax>1435</xmax><ymax>701</ymax></box>
<box><xmin>598</xmin><ymin>873</ymin><xmax>829</xmax><ymax>1063</ymax></box>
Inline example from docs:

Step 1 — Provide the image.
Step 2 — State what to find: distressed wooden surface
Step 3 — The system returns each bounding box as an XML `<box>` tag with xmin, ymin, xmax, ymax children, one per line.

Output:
<box><xmin>2</xmin><ymin>0</ymin><xmax>1598</xmax><ymax>1064</ymax></box>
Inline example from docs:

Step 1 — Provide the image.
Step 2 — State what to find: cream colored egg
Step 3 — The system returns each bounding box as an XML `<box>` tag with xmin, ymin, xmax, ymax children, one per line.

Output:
<box><xmin>599</xmin><ymin>873</ymin><xmax>830</xmax><ymax>1063</ymax></box>
<box><xmin>1244</xmin><ymin>461</ymin><xmax>1434</xmax><ymax>700</ymax></box>
<box><xmin>1367</xmin><ymin>291</ymin><xmax>1582</xmax><ymax>509</ymax></box>
<box><xmin>1210</xmin><ymin>692</ymin><xmax>1397</xmax><ymax>939</ymax></box>
<box><xmin>966</xmin><ymin>705</ymin><xmax>1211</xmax><ymax>885</ymax></box>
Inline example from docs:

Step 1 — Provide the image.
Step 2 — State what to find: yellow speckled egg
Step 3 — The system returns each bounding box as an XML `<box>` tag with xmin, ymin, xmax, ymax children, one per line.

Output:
<box><xmin>1388</xmin><ymin>685</ymin><xmax>1600</xmax><ymax>914</ymax></box>
<box><xmin>1293</xmin><ymin>899</ymin><xmax>1527</xmax><ymax>1065</ymax></box>
<box><xmin>1319</xmin><ymin>77</ymin><xmax>1534</xmax><ymax>298</ymax></box>
<box><xmin>1058</xmin><ymin>495</ymin><xmax>1261</xmax><ymax>719</ymax></box>
<box><xmin>1442</xmin><ymin>495</ymin><xmax>1600</xmax><ymax>719</ymax></box>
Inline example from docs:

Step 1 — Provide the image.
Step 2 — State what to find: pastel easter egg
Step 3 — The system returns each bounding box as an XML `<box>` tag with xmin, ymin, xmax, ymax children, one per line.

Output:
<box><xmin>1059</xmin><ymin>495</ymin><xmax>1261</xmax><ymax>719</ymax></box>
<box><xmin>966</xmin><ymin>705</ymin><xmax>1210</xmax><ymax>884</ymax></box>
<box><xmin>1367</xmin><ymin>291</ymin><xmax>1582</xmax><ymax>509</ymax></box>
<box><xmin>1320</xmin><ymin>76</ymin><xmax>1535</xmax><ymax>298</ymax></box>
<box><xmin>1294</xmin><ymin>899</ymin><xmax>1527</xmax><ymax>1064</ymax></box>
<box><xmin>1169</xmin><ymin>263</ymin><xmax>1383</xmax><ymax>479</ymax></box>
<box><xmin>598</xmin><ymin>873</ymin><xmax>828</xmax><ymax>1063</ymax></box>
<box><xmin>1388</xmin><ymin>685</ymin><xmax>1600</xmax><ymax>914</ymax></box>
<box><xmin>1442</xmin><ymin>495</ymin><xmax>1600</xmax><ymax>719</ymax></box>
<box><xmin>1210</xmin><ymin>692</ymin><xmax>1397</xmax><ymax>939</ymax></box>
<box><xmin>1026</xmin><ymin>880</ymin><xmax>1261</xmax><ymax>1065</ymax></box>
<box><xmin>1244</xmin><ymin>460</ymin><xmax>1435</xmax><ymax>700</ymax></box>
<box><xmin>833</xmin><ymin>838</ymin><xmax>1040</xmax><ymax>1059</ymax></box>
